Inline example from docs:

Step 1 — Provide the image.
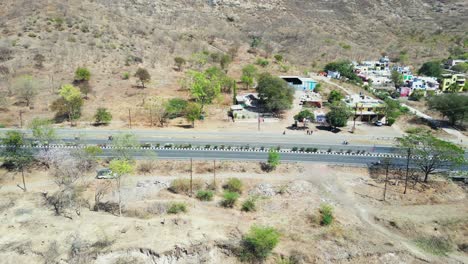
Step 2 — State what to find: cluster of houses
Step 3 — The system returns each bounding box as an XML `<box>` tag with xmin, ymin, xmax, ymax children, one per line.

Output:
<box><xmin>324</xmin><ymin>56</ymin><xmax>467</xmax><ymax>97</ymax></box>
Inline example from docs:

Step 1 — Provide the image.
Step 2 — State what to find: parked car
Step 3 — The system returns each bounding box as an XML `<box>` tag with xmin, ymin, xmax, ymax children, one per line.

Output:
<box><xmin>96</xmin><ymin>168</ymin><xmax>117</xmax><ymax>179</ymax></box>
<box><xmin>375</xmin><ymin>121</ymin><xmax>383</xmax><ymax>126</ymax></box>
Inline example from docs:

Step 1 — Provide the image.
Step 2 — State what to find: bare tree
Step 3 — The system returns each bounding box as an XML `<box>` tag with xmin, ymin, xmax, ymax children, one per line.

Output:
<box><xmin>13</xmin><ymin>75</ymin><xmax>39</xmax><ymax>107</ymax></box>
<box><xmin>94</xmin><ymin>180</ymin><xmax>113</xmax><ymax>211</ymax></box>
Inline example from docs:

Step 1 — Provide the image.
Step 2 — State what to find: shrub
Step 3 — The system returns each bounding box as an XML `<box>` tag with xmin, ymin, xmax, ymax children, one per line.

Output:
<box><xmin>221</xmin><ymin>191</ymin><xmax>239</xmax><ymax>208</ymax></box>
<box><xmin>94</xmin><ymin>108</ymin><xmax>112</xmax><ymax>125</ymax></box>
<box><xmin>240</xmin><ymin>226</ymin><xmax>280</xmax><ymax>262</ymax></box>
<box><xmin>224</xmin><ymin>178</ymin><xmax>243</xmax><ymax>193</ymax></box>
<box><xmin>169</xmin><ymin>178</ymin><xmax>203</xmax><ymax>194</ymax></box>
<box><xmin>320</xmin><ymin>204</ymin><xmax>334</xmax><ymax>226</ymax></box>
<box><xmin>137</xmin><ymin>160</ymin><xmax>156</xmax><ymax>174</ymax></box>
<box><xmin>74</xmin><ymin>67</ymin><xmax>91</xmax><ymax>81</ymax></box>
<box><xmin>196</xmin><ymin>190</ymin><xmax>214</xmax><ymax>201</ymax></box>
<box><xmin>267</xmin><ymin>149</ymin><xmax>280</xmax><ymax>170</ymax></box>
<box><xmin>415</xmin><ymin>236</ymin><xmax>452</xmax><ymax>256</ymax></box>
<box><xmin>241</xmin><ymin>197</ymin><xmax>257</xmax><ymax>212</ymax></box>
<box><xmin>122</xmin><ymin>72</ymin><xmax>130</xmax><ymax>80</ymax></box>
<box><xmin>274</xmin><ymin>54</ymin><xmax>283</xmax><ymax>62</ymax></box>
<box><xmin>256</xmin><ymin>58</ymin><xmax>269</xmax><ymax>67</ymax></box>
<box><xmin>167</xmin><ymin>202</ymin><xmax>187</xmax><ymax>214</ymax></box>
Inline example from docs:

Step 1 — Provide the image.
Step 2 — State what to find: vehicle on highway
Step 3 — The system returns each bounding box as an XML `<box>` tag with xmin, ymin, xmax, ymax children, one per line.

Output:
<box><xmin>96</xmin><ymin>168</ymin><xmax>117</xmax><ymax>179</ymax></box>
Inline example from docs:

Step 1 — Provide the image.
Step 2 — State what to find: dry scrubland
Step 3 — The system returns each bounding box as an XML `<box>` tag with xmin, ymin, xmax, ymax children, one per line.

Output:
<box><xmin>0</xmin><ymin>160</ymin><xmax>467</xmax><ymax>264</ymax></box>
<box><xmin>0</xmin><ymin>0</ymin><xmax>467</xmax><ymax>127</ymax></box>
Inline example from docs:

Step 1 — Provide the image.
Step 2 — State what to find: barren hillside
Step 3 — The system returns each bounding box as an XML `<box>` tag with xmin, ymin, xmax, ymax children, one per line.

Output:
<box><xmin>0</xmin><ymin>0</ymin><xmax>466</xmax><ymax>127</ymax></box>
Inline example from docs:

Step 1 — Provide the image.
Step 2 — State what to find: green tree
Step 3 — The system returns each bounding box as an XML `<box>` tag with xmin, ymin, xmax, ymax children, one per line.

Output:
<box><xmin>174</xmin><ymin>57</ymin><xmax>186</xmax><ymax>71</ymax></box>
<box><xmin>256</xmin><ymin>73</ymin><xmax>294</xmax><ymax>113</ymax></box>
<box><xmin>109</xmin><ymin>159</ymin><xmax>135</xmax><ymax>217</ymax></box>
<box><xmin>397</xmin><ymin>131</ymin><xmax>465</xmax><ymax>182</ymax></box>
<box><xmin>220</xmin><ymin>54</ymin><xmax>232</xmax><ymax>71</ymax></box>
<box><xmin>165</xmin><ymin>98</ymin><xmax>188</xmax><ymax>119</ymax></box>
<box><xmin>274</xmin><ymin>54</ymin><xmax>283</xmax><ymax>62</ymax></box>
<box><xmin>326</xmin><ymin>102</ymin><xmax>352</xmax><ymax>128</ymax></box>
<box><xmin>185</xmin><ymin>102</ymin><xmax>202</xmax><ymax>128</ymax></box>
<box><xmin>189</xmin><ymin>70</ymin><xmax>220</xmax><ymax>110</ymax></box>
<box><xmin>241</xmin><ymin>64</ymin><xmax>257</xmax><ymax>89</ymax></box>
<box><xmin>94</xmin><ymin>108</ymin><xmax>112</xmax><ymax>125</ymax></box>
<box><xmin>56</xmin><ymin>84</ymin><xmax>83</xmax><ymax>125</ymax></box>
<box><xmin>427</xmin><ymin>94</ymin><xmax>468</xmax><ymax>126</ymax></box>
<box><xmin>409</xmin><ymin>90</ymin><xmax>424</xmax><ymax>101</ymax></box>
<box><xmin>324</xmin><ymin>60</ymin><xmax>362</xmax><ymax>83</ymax></box>
<box><xmin>267</xmin><ymin>149</ymin><xmax>280</xmax><ymax>170</ymax></box>
<box><xmin>29</xmin><ymin>118</ymin><xmax>56</xmax><ymax>143</ymax></box>
<box><xmin>390</xmin><ymin>70</ymin><xmax>404</xmax><ymax>88</ymax></box>
<box><xmin>418</xmin><ymin>61</ymin><xmax>442</xmax><ymax>78</ymax></box>
<box><xmin>240</xmin><ymin>226</ymin><xmax>280</xmax><ymax>262</ymax></box>
<box><xmin>380</xmin><ymin>98</ymin><xmax>404</xmax><ymax>126</ymax></box>
<box><xmin>13</xmin><ymin>75</ymin><xmax>38</xmax><ymax>107</ymax></box>
<box><xmin>327</xmin><ymin>90</ymin><xmax>344</xmax><ymax>104</ymax></box>
<box><xmin>1</xmin><ymin>131</ymin><xmax>33</xmax><ymax>192</ymax></box>
<box><xmin>135</xmin><ymin>68</ymin><xmax>151</xmax><ymax>88</ymax></box>
<box><xmin>74</xmin><ymin>67</ymin><xmax>91</xmax><ymax>81</ymax></box>
<box><xmin>294</xmin><ymin>109</ymin><xmax>315</xmax><ymax>123</ymax></box>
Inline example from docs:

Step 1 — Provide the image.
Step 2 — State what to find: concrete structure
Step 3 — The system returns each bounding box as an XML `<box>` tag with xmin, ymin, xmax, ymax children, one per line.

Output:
<box><xmin>343</xmin><ymin>94</ymin><xmax>385</xmax><ymax>122</ymax></box>
<box><xmin>445</xmin><ymin>59</ymin><xmax>468</xmax><ymax>68</ymax></box>
<box><xmin>440</xmin><ymin>74</ymin><xmax>466</xmax><ymax>92</ymax></box>
<box><xmin>408</xmin><ymin>76</ymin><xmax>439</xmax><ymax>92</ymax></box>
<box><xmin>235</xmin><ymin>93</ymin><xmax>259</xmax><ymax>107</ymax></box>
<box><xmin>280</xmin><ymin>76</ymin><xmax>317</xmax><ymax>91</ymax></box>
<box><xmin>299</xmin><ymin>92</ymin><xmax>322</xmax><ymax>108</ymax></box>
<box><xmin>327</xmin><ymin>71</ymin><xmax>341</xmax><ymax>79</ymax></box>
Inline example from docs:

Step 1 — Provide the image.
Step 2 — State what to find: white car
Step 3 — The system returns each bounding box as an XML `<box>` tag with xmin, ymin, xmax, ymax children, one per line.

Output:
<box><xmin>96</xmin><ymin>168</ymin><xmax>117</xmax><ymax>179</ymax></box>
<box><xmin>375</xmin><ymin>121</ymin><xmax>383</xmax><ymax>126</ymax></box>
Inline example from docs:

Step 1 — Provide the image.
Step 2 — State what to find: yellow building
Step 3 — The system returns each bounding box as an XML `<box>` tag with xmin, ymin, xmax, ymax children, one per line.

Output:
<box><xmin>440</xmin><ymin>74</ymin><xmax>466</xmax><ymax>92</ymax></box>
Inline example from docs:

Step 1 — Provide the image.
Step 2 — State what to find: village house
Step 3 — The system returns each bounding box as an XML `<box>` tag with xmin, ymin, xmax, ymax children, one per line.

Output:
<box><xmin>235</xmin><ymin>93</ymin><xmax>259</xmax><ymax>107</ymax></box>
<box><xmin>343</xmin><ymin>94</ymin><xmax>386</xmax><ymax>122</ymax></box>
<box><xmin>280</xmin><ymin>76</ymin><xmax>318</xmax><ymax>91</ymax></box>
<box><xmin>439</xmin><ymin>73</ymin><xmax>466</xmax><ymax>92</ymax></box>
<box><xmin>299</xmin><ymin>92</ymin><xmax>322</xmax><ymax>108</ymax></box>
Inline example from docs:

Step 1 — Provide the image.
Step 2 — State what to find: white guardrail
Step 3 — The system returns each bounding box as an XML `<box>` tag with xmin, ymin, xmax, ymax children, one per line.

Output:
<box><xmin>0</xmin><ymin>144</ymin><xmax>405</xmax><ymax>159</ymax></box>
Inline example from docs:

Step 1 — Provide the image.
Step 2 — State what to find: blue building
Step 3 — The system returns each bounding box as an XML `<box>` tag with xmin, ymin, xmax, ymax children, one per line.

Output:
<box><xmin>280</xmin><ymin>76</ymin><xmax>317</xmax><ymax>91</ymax></box>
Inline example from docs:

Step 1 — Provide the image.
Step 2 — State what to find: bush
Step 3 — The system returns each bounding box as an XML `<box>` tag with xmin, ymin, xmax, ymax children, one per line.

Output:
<box><xmin>414</xmin><ymin>236</ymin><xmax>452</xmax><ymax>256</ymax></box>
<box><xmin>94</xmin><ymin>108</ymin><xmax>112</xmax><ymax>125</ymax></box>
<box><xmin>320</xmin><ymin>204</ymin><xmax>334</xmax><ymax>226</ymax></box>
<box><xmin>74</xmin><ymin>67</ymin><xmax>91</xmax><ymax>81</ymax></box>
<box><xmin>169</xmin><ymin>178</ymin><xmax>203</xmax><ymax>194</ymax></box>
<box><xmin>224</xmin><ymin>178</ymin><xmax>243</xmax><ymax>193</ymax></box>
<box><xmin>122</xmin><ymin>72</ymin><xmax>130</xmax><ymax>80</ymax></box>
<box><xmin>240</xmin><ymin>226</ymin><xmax>280</xmax><ymax>262</ymax></box>
<box><xmin>196</xmin><ymin>190</ymin><xmax>214</xmax><ymax>201</ymax></box>
<box><xmin>221</xmin><ymin>191</ymin><xmax>239</xmax><ymax>208</ymax></box>
<box><xmin>241</xmin><ymin>197</ymin><xmax>257</xmax><ymax>212</ymax></box>
<box><xmin>274</xmin><ymin>54</ymin><xmax>283</xmax><ymax>62</ymax></box>
<box><xmin>267</xmin><ymin>149</ymin><xmax>280</xmax><ymax>170</ymax></box>
<box><xmin>256</xmin><ymin>58</ymin><xmax>269</xmax><ymax>67</ymax></box>
<box><xmin>167</xmin><ymin>202</ymin><xmax>187</xmax><ymax>214</ymax></box>
<box><xmin>137</xmin><ymin>160</ymin><xmax>156</xmax><ymax>174</ymax></box>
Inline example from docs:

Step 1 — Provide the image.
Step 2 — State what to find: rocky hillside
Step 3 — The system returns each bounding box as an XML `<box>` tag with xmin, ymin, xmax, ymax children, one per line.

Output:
<box><xmin>0</xmin><ymin>0</ymin><xmax>466</xmax><ymax>75</ymax></box>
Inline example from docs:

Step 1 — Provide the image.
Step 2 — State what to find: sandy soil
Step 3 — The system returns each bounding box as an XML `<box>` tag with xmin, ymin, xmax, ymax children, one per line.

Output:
<box><xmin>0</xmin><ymin>160</ymin><xmax>467</xmax><ymax>264</ymax></box>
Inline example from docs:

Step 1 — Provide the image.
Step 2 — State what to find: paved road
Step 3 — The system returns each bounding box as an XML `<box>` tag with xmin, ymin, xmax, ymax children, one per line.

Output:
<box><xmin>0</xmin><ymin>128</ymin><xmax>399</xmax><ymax>154</ymax></box>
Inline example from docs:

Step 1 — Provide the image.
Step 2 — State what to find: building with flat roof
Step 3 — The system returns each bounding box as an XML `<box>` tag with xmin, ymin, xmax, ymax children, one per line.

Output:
<box><xmin>440</xmin><ymin>74</ymin><xmax>466</xmax><ymax>92</ymax></box>
<box><xmin>343</xmin><ymin>94</ymin><xmax>386</xmax><ymax>122</ymax></box>
<box><xmin>280</xmin><ymin>76</ymin><xmax>317</xmax><ymax>91</ymax></box>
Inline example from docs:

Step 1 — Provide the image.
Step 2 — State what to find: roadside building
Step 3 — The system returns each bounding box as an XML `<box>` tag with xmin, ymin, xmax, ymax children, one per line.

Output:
<box><xmin>439</xmin><ymin>73</ymin><xmax>466</xmax><ymax>92</ymax></box>
<box><xmin>299</xmin><ymin>92</ymin><xmax>322</xmax><ymax>108</ymax></box>
<box><xmin>327</xmin><ymin>71</ymin><xmax>341</xmax><ymax>79</ymax></box>
<box><xmin>343</xmin><ymin>94</ymin><xmax>386</xmax><ymax>122</ymax></box>
<box><xmin>235</xmin><ymin>93</ymin><xmax>259</xmax><ymax>107</ymax></box>
<box><xmin>280</xmin><ymin>76</ymin><xmax>317</xmax><ymax>91</ymax></box>
<box><xmin>445</xmin><ymin>59</ymin><xmax>468</xmax><ymax>68</ymax></box>
<box><xmin>408</xmin><ymin>77</ymin><xmax>439</xmax><ymax>93</ymax></box>
<box><xmin>314</xmin><ymin>111</ymin><xmax>327</xmax><ymax>123</ymax></box>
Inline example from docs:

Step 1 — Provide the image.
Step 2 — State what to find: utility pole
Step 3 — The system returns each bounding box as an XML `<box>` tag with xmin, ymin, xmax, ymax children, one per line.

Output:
<box><xmin>257</xmin><ymin>113</ymin><xmax>260</xmax><ymax>131</ymax></box>
<box><xmin>149</xmin><ymin>108</ymin><xmax>153</xmax><ymax>127</ymax></box>
<box><xmin>128</xmin><ymin>109</ymin><xmax>132</xmax><ymax>129</ymax></box>
<box><xmin>352</xmin><ymin>103</ymin><xmax>358</xmax><ymax>132</ymax></box>
<box><xmin>213</xmin><ymin>160</ymin><xmax>216</xmax><ymax>188</ymax></box>
<box><xmin>403</xmin><ymin>148</ymin><xmax>411</xmax><ymax>194</ymax></box>
<box><xmin>383</xmin><ymin>162</ymin><xmax>389</xmax><ymax>201</ymax></box>
<box><xmin>190</xmin><ymin>158</ymin><xmax>193</xmax><ymax>197</ymax></box>
<box><xmin>19</xmin><ymin>110</ymin><xmax>24</xmax><ymax>128</ymax></box>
